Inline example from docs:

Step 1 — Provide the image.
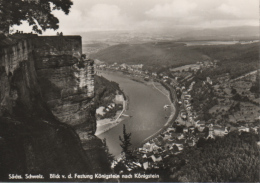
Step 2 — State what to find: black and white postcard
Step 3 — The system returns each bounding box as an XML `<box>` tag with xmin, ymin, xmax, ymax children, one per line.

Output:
<box><xmin>0</xmin><ymin>0</ymin><xmax>259</xmax><ymax>182</ymax></box>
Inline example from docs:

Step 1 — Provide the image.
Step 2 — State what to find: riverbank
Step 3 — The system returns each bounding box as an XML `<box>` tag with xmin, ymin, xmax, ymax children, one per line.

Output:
<box><xmin>95</xmin><ymin>95</ymin><xmax>127</xmax><ymax>136</ymax></box>
<box><xmin>96</xmin><ymin>69</ymin><xmax>178</xmax><ymax>141</ymax></box>
<box><xmin>96</xmin><ymin>69</ymin><xmax>173</xmax><ymax>157</ymax></box>
<box><xmin>141</xmin><ymin>81</ymin><xmax>179</xmax><ymax>144</ymax></box>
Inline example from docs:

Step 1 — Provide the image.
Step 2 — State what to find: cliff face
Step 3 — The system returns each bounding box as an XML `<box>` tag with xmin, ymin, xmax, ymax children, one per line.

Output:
<box><xmin>34</xmin><ymin>36</ymin><xmax>96</xmax><ymax>137</ymax></box>
<box><xmin>0</xmin><ymin>34</ymin><xmax>110</xmax><ymax>181</ymax></box>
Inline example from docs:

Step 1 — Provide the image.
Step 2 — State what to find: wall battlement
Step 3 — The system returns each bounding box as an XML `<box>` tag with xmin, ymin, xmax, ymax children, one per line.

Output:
<box><xmin>0</xmin><ymin>33</ymin><xmax>109</xmax><ymax>176</ymax></box>
<box><xmin>0</xmin><ymin>34</ymin><xmax>36</xmax><ymax>75</ymax></box>
<box><xmin>34</xmin><ymin>36</ymin><xmax>82</xmax><ymax>60</ymax></box>
<box><xmin>0</xmin><ymin>33</ymin><xmax>94</xmax><ymax>98</ymax></box>
<box><xmin>0</xmin><ymin>33</ymin><xmax>95</xmax><ymax>130</ymax></box>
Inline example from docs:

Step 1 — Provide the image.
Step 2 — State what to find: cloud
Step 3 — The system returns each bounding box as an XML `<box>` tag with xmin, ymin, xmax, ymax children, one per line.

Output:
<box><xmin>144</xmin><ymin>0</ymin><xmax>259</xmax><ymax>29</ymax></box>
<box><xmin>83</xmin><ymin>4</ymin><xmax>131</xmax><ymax>31</ymax></box>
<box><xmin>145</xmin><ymin>0</ymin><xmax>197</xmax><ymax>18</ymax></box>
<box><xmin>217</xmin><ymin>3</ymin><xmax>240</xmax><ymax>17</ymax></box>
<box><xmin>87</xmin><ymin>4</ymin><xmax>122</xmax><ymax>22</ymax></box>
<box><xmin>12</xmin><ymin>0</ymin><xmax>259</xmax><ymax>34</ymax></box>
<box><xmin>57</xmin><ymin>3</ymin><xmax>132</xmax><ymax>32</ymax></box>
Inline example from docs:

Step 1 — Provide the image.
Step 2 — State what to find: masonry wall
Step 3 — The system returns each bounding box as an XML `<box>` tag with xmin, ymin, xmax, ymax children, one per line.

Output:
<box><xmin>34</xmin><ymin>36</ymin><xmax>82</xmax><ymax>59</ymax></box>
<box><xmin>0</xmin><ymin>34</ymin><xmax>35</xmax><ymax>75</ymax></box>
<box><xmin>0</xmin><ymin>34</ymin><xmax>103</xmax><ymax>179</ymax></box>
<box><xmin>0</xmin><ymin>34</ymin><xmax>110</xmax><ymax>179</ymax></box>
<box><xmin>0</xmin><ymin>33</ymin><xmax>96</xmax><ymax>132</ymax></box>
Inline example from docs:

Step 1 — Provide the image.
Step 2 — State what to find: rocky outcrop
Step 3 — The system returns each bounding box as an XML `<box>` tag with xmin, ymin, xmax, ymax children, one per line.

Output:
<box><xmin>34</xmin><ymin>36</ymin><xmax>96</xmax><ymax>136</ymax></box>
<box><xmin>0</xmin><ymin>34</ymin><xmax>110</xmax><ymax>181</ymax></box>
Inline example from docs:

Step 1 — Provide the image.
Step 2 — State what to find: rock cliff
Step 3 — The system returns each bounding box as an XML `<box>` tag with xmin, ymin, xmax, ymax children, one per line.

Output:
<box><xmin>0</xmin><ymin>34</ymin><xmax>110</xmax><ymax>181</ymax></box>
<box><xmin>33</xmin><ymin>36</ymin><xmax>96</xmax><ymax>137</ymax></box>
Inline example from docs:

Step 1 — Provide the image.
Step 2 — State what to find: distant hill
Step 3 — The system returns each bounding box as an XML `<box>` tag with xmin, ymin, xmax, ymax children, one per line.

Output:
<box><xmin>75</xmin><ymin>26</ymin><xmax>259</xmax><ymax>44</ymax></box>
<box><xmin>90</xmin><ymin>42</ymin><xmax>207</xmax><ymax>71</ymax></box>
<box><xmin>90</xmin><ymin>41</ymin><xmax>259</xmax><ymax>73</ymax></box>
<box><xmin>192</xmin><ymin>42</ymin><xmax>259</xmax><ymax>78</ymax></box>
<box><xmin>177</xmin><ymin>26</ymin><xmax>259</xmax><ymax>41</ymax></box>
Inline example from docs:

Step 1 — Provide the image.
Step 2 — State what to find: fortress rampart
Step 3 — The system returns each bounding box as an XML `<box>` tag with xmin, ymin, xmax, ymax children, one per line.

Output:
<box><xmin>0</xmin><ymin>33</ymin><xmax>110</xmax><ymax>177</ymax></box>
<box><xmin>0</xmin><ymin>33</ymin><xmax>95</xmax><ymax>129</ymax></box>
<box><xmin>0</xmin><ymin>34</ymin><xmax>36</xmax><ymax>75</ymax></box>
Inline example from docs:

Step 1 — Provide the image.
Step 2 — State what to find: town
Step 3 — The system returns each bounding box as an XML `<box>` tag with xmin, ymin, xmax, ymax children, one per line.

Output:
<box><xmin>95</xmin><ymin>59</ymin><xmax>260</xmax><ymax>171</ymax></box>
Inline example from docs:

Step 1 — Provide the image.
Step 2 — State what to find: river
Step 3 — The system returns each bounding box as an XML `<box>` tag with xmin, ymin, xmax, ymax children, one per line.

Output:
<box><xmin>97</xmin><ymin>71</ymin><xmax>171</xmax><ymax>157</ymax></box>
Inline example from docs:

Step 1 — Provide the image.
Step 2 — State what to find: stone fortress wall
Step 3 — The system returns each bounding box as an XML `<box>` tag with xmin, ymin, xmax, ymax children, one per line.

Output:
<box><xmin>0</xmin><ymin>34</ymin><xmax>36</xmax><ymax>75</ymax></box>
<box><xmin>0</xmin><ymin>33</ymin><xmax>110</xmax><ymax>176</ymax></box>
<box><xmin>0</xmin><ymin>33</ymin><xmax>96</xmax><ymax>132</ymax></box>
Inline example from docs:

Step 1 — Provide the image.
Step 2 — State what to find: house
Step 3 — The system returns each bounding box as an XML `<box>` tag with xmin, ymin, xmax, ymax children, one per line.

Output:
<box><xmin>167</xmin><ymin>127</ymin><xmax>176</xmax><ymax>133</ymax></box>
<box><xmin>199</xmin><ymin>124</ymin><xmax>206</xmax><ymax>132</ymax></box>
<box><xmin>207</xmin><ymin>77</ymin><xmax>213</xmax><ymax>85</ymax></box>
<box><xmin>187</xmin><ymin>111</ymin><xmax>193</xmax><ymax>116</ymax></box>
<box><xmin>183</xmin><ymin>127</ymin><xmax>189</xmax><ymax>133</ymax></box>
<box><xmin>170</xmin><ymin>145</ymin><xmax>180</xmax><ymax>154</ymax></box>
<box><xmin>238</xmin><ymin>126</ymin><xmax>250</xmax><ymax>132</ymax></box>
<box><xmin>177</xmin><ymin>134</ymin><xmax>185</xmax><ymax>140</ymax></box>
<box><xmin>186</xmin><ymin>106</ymin><xmax>192</xmax><ymax>111</ymax></box>
<box><xmin>143</xmin><ymin>162</ymin><xmax>149</xmax><ymax>170</ymax></box>
<box><xmin>180</xmin><ymin>112</ymin><xmax>187</xmax><ymax>119</ymax></box>
<box><xmin>186</xmin><ymin>103</ymin><xmax>191</xmax><ymax>107</ymax></box>
<box><xmin>133</xmin><ymin>162</ymin><xmax>142</xmax><ymax>168</ymax></box>
<box><xmin>251</xmin><ymin>127</ymin><xmax>259</xmax><ymax>134</ymax></box>
<box><xmin>184</xmin><ymin>100</ymin><xmax>190</xmax><ymax>105</ymax></box>
<box><xmin>194</xmin><ymin>120</ymin><xmax>200</xmax><ymax>127</ymax></box>
<box><xmin>152</xmin><ymin>72</ymin><xmax>157</xmax><ymax>77</ymax></box>
<box><xmin>188</xmin><ymin>116</ymin><xmax>193</xmax><ymax>122</ymax></box>
<box><xmin>163</xmin><ymin>134</ymin><xmax>171</xmax><ymax>141</ymax></box>
<box><xmin>108</xmin><ymin>104</ymin><xmax>115</xmax><ymax>109</ymax></box>
<box><xmin>115</xmin><ymin>95</ymin><xmax>124</xmax><ymax>104</ymax></box>
<box><xmin>214</xmin><ymin>126</ymin><xmax>228</xmax><ymax>136</ymax></box>
<box><xmin>120</xmin><ymin>63</ymin><xmax>128</xmax><ymax>69</ymax></box>
<box><xmin>151</xmin><ymin>155</ymin><xmax>162</xmax><ymax>163</ymax></box>
<box><xmin>142</xmin><ymin>154</ymin><xmax>148</xmax><ymax>159</ymax></box>
<box><xmin>186</xmin><ymin>139</ymin><xmax>195</xmax><ymax>146</ymax></box>
<box><xmin>184</xmin><ymin>95</ymin><xmax>191</xmax><ymax>99</ymax></box>
<box><xmin>189</xmin><ymin>126</ymin><xmax>195</xmax><ymax>133</ymax></box>
<box><xmin>143</xmin><ymin>142</ymin><xmax>153</xmax><ymax>152</ymax></box>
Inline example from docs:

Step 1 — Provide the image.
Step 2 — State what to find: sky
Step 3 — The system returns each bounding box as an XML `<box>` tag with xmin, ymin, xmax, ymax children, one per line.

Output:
<box><xmin>13</xmin><ymin>0</ymin><xmax>259</xmax><ymax>35</ymax></box>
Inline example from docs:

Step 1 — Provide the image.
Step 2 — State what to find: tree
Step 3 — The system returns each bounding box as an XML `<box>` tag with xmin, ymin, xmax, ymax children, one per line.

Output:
<box><xmin>102</xmin><ymin>138</ymin><xmax>114</xmax><ymax>165</ymax></box>
<box><xmin>0</xmin><ymin>0</ymin><xmax>73</xmax><ymax>34</ymax></box>
<box><xmin>119</xmin><ymin>124</ymin><xmax>133</xmax><ymax>160</ymax></box>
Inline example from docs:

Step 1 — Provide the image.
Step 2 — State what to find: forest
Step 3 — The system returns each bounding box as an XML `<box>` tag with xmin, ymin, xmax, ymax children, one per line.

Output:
<box><xmin>194</xmin><ymin>43</ymin><xmax>258</xmax><ymax>79</ymax></box>
<box><xmin>146</xmin><ymin>131</ymin><xmax>260</xmax><ymax>182</ymax></box>
<box><xmin>94</xmin><ymin>75</ymin><xmax>123</xmax><ymax>106</ymax></box>
<box><xmin>91</xmin><ymin>41</ymin><xmax>258</xmax><ymax>79</ymax></box>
